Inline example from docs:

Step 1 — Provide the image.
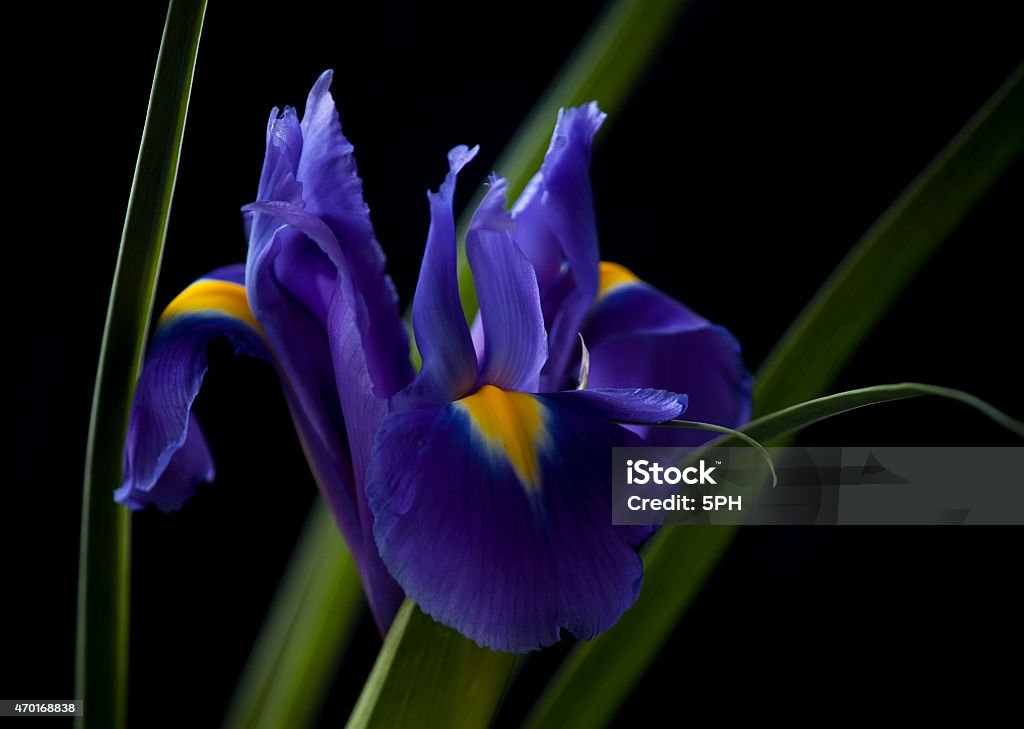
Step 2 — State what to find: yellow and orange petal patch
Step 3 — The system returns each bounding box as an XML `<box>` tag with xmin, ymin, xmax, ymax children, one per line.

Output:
<box><xmin>597</xmin><ymin>261</ymin><xmax>639</xmax><ymax>299</ymax></box>
<box><xmin>456</xmin><ymin>384</ymin><xmax>550</xmax><ymax>492</ymax></box>
<box><xmin>158</xmin><ymin>279</ymin><xmax>261</xmax><ymax>332</ymax></box>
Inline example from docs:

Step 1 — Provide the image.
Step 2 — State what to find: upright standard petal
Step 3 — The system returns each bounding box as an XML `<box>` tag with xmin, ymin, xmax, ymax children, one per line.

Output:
<box><xmin>366</xmin><ymin>386</ymin><xmax>683</xmax><ymax>652</ymax></box>
<box><xmin>529</xmin><ymin>103</ymin><xmax>607</xmax><ymax>389</ymax></box>
<box><xmin>403</xmin><ymin>146</ymin><xmax>480</xmax><ymax>407</ymax></box>
<box><xmin>584</xmin><ymin>265</ymin><xmax>752</xmax><ymax>445</ymax></box>
<box><xmin>243</xmin><ymin>102</ymin><xmax>369</xmax><ymax>557</ymax></box>
<box><xmin>117</xmin><ymin>265</ymin><xmax>271</xmax><ymax>511</ymax></box>
<box><xmin>241</xmin><ymin>74</ymin><xmax>418</xmax><ymax>628</ymax></box>
<box><xmin>297</xmin><ymin>71</ymin><xmax>412</xmax><ymax>398</ymax></box>
<box><xmin>467</xmin><ymin>176</ymin><xmax>548</xmax><ymax>392</ymax></box>
<box><xmin>510</xmin><ymin>172</ymin><xmax>562</xmax><ymax>291</ymax></box>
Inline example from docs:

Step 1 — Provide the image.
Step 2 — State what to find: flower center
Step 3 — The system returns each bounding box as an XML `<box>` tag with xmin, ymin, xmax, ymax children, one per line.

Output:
<box><xmin>456</xmin><ymin>384</ymin><xmax>548</xmax><ymax>492</ymax></box>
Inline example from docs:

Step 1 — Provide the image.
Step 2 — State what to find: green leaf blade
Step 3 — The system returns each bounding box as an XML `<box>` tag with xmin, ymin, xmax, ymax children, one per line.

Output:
<box><xmin>346</xmin><ymin>602</ymin><xmax>517</xmax><ymax>729</ymax></box>
<box><xmin>76</xmin><ymin>3</ymin><xmax>208</xmax><ymax>728</ymax></box>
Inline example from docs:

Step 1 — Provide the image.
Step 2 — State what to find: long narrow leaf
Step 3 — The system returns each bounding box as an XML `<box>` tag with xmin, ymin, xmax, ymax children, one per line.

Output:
<box><xmin>237</xmin><ymin>3</ymin><xmax>692</xmax><ymax>727</ymax></box>
<box><xmin>523</xmin><ymin>63</ymin><xmax>1024</xmax><ymax>729</ymax></box>
<box><xmin>76</xmin><ymin>3</ymin><xmax>207</xmax><ymax>728</ymax></box>
<box><xmin>346</xmin><ymin>602</ymin><xmax>517</xmax><ymax>729</ymax></box>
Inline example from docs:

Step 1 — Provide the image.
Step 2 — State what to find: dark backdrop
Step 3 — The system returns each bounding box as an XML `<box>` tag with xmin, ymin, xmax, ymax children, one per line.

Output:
<box><xmin>7</xmin><ymin>1</ymin><xmax>1023</xmax><ymax>726</ymax></box>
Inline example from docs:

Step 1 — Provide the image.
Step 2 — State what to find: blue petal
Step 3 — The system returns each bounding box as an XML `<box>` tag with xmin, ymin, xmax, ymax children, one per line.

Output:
<box><xmin>297</xmin><ymin>71</ymin><xmax>412</xmax><ymax>397</ymax></box>
<box><xmin>244</xmin><ymin>206</ymin><xmax>401</xmax><ymax>615</ymax></box>
<box><xmin>240</xmin><ymin>74</ymin><xmax>421</xmax><ymax>628</ymax></box>
<box><xmin>545</xmin><ymin>387</ymin><xmax>687</xmax><ymax>424</ymax></box>
<box><xmin>401</xmin><ymin>145</ymin><xmax>481</xmax><ymax>407</ymax></box>
<box><xmin>528</xmin><ymin>103</ymin><xmax>607</xmax><ymax>389</ymax></box>
<box><xmin>248</xmin><ymin>107</ymin><xmax>304</xmax><ymax>267</ymax></box>
<box><xmin>585</xmin><ymin>279</ymin><xmax>752</xmax><ymax>446</ymax></box>
<box><xmin>326</xmin><ymin>265</ymin><xmax>405</xmax><ymax>629</ymax></box>
<box><xmin>510</xmin><ymin>172</ymin><xmax>562</xmax><ymax>291</ymax></box>
<box><xmin>117</xmin><ymin>266</ymin><xmax>271</xmax><ymax>511</ymax></box>
<box><xmin>366</xmin><ymin>385</ymin><xmax>681</xmax><ymax>652</ymax></box>
<box><xmin>116</xmin><ymin>413</ymin><xmax>214</xmax><ymax>511</ymax></box>
<box><xmin>467</xmin><ymin>176</ymin><xmax>548</xmax><ymax>392</ymax></box>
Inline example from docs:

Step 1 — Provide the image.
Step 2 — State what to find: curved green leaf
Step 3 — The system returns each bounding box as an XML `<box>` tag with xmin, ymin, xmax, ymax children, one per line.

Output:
<box><xmin>524</xmin><ymin>383</ymin><xmax>1023</xmax><ymax>729</ymax></box>
<box><xmin>76</xmin><ymin>3</ymin><xmax>207</xmax><ymax>728</ymax></box>
<box><xmin>642</xmin><ymin>419</ymin><xmax>779</xmax><ymax>487</ymax></box>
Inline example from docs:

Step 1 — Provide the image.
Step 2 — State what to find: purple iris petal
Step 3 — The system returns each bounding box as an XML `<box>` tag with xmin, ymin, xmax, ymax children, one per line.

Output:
<box><xmin>117</xmin><ymin>266</ymin><xmax>272</xmax><ymax>512</ymax></box>
<box><xmin>116</xmin><ymin>413</ymin><xmax>214</xmax><ymax>511</ymax></box>
<box><xmin>297</xmin><ymin>71</ymin><xmax>412</xmax><ymax>399</ymax></box>
<box><xmin>327</xmin><ymin>264</ymin><xmax>405</xmax><ymax>629</ymax></box>
<box><xmin>510</xmin><ymin>172</ymin><xmax>562</xmax><ymax>291</ymax></box>
<box><xmin>545</xmin><ymin>387</ymin><xmax>688</xmax><ymax>423</ymax></box>
<box><xmin>585</xmin><ymin>282</ymin><xmax>752</xmax><ymax>446</ymax></box>
<box><xmin>366</xmin><ymin>388</ymin><xmax>681</xmax><ymax>652</ymax></box>
<box><xmin>402</xmin><ymin>145</ymin><xmax>481</xmax><ymax>408</ymax></box>
<box><xmin>248</xmin><ymin>107</ymin><xmax>304</xmax><ymax>259</ymax></box>
<box><xmin>243</xmin><ymin>215</ymin><xmax>363</xmax><ymax>544</ymax></box>
<box><xmin>241</xmin><ymin>74</ymin><xmax>416</xmax><ymax>628</ymax></box>
<box><xmin>528</xmin><ymin>103</ymin><xmax>606</xmax><ymax>389</ymax></box>
<box><xmin>468</xmin><ymin>176</ymin><xmax>548</xmax><ymax>392</ymax></box>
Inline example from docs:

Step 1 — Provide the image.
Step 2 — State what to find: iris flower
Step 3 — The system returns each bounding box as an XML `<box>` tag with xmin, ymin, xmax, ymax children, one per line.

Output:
<box><xmin>118</xmin><ymin>71</ymin><xmax>750</xmax><ymax>652</ymax></box>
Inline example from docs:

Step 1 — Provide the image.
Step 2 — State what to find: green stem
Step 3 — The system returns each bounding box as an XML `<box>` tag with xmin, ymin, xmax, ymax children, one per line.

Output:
<box><xmin>76</xmin><ymin>3</ymin><xmax>207</xmax><ymax>727</ymax></box>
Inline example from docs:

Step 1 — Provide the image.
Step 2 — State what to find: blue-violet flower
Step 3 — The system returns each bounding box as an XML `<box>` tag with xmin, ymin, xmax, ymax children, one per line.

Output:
<box><xmin>118</xmin><ymin>71</ymin><xmax>751</xmax><ymax>652</ymax></box>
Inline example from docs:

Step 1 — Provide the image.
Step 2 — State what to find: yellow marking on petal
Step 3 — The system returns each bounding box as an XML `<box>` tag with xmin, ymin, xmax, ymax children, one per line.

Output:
<box><xmin>456</xmin><ymin>384</ymin><xmax>549</xmax><ymax>492</ymax></box>
<box><xmin>158</xmin><ymin>279</ymin><xmax>261</xmax><ymax>331</ymax></box>
<box><xmin>598</xmin><ymin>261</ymin><xmax>639</xmax><ymax>299</ymax></box>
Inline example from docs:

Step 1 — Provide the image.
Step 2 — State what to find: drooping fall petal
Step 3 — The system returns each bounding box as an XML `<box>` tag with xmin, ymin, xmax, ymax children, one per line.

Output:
<box><xmin>117</xmin><ymin>265</ymin><xmax>272</xmax><ymax>511</ymax></box>
<box><xmin>585</xmin><ymin>266</ymin><xmax>752</xmax><ymax>445</ymax></box>
<box><xmin>366</xmin><ymin>386</ymin><xmax>683</xmax><ymax>652</ymax></box>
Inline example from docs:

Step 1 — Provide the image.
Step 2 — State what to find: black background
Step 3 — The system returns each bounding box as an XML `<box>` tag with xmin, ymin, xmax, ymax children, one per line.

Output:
<box><xmin>7</xmin><ymin>1</ymin><xmax>1023</xmax><ymax>726</ymax></box>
